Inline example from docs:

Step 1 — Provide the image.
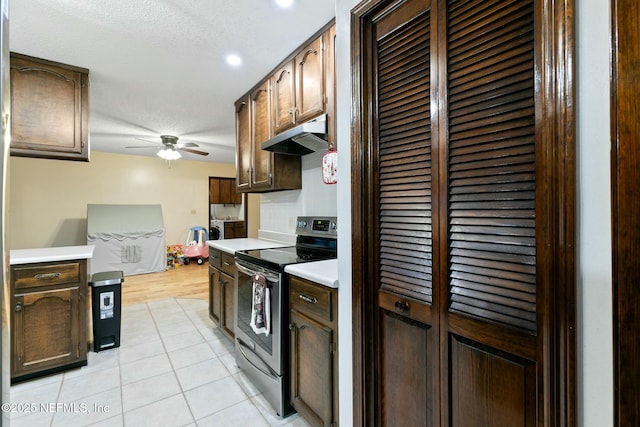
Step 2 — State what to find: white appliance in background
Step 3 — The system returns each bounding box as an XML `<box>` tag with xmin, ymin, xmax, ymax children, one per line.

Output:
<box><xmin>210</xmin><ymin>220</ymin><xmax>225</xmax><ymax>240</ymax></box>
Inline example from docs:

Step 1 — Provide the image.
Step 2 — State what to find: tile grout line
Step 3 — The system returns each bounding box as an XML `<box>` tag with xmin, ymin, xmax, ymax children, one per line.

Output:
<box><xmin>149</xmin><ymin>297</ymin><xmax>199</xmax><ymax>425</ymax></box>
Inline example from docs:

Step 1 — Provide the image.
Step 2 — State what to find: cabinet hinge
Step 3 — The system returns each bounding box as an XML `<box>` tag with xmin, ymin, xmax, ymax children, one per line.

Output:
<box><xmin>330</xmin><ymin>342</ymin><xmax>337</xmax><ymax>354</ymax></box>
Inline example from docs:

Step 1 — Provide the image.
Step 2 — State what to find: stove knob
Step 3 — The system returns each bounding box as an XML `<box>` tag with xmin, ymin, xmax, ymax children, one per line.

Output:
<box><xmin>298</xmin><ymin>220</ymin><xmax>307</xmax><ymax>228</ymax></box>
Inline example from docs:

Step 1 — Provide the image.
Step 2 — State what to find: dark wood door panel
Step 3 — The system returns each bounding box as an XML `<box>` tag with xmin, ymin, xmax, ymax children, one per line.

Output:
<box><xmin>611</xmin><ymin>0</ymin><xmax>640</xmax><ymax>424</ymax></box>
<box><xmin>447</xmin><ymin>312</ymin><xmax>536</xmax><ymax>361</ymax></box>
<box><xmin>378</xmin><ymin>289</ymin><xmax>433</xmax><ymax>325</ymax></box>
<box><xmin>450</xmin><ymin>335</ymin><xmax>535</xmax><ymax>427</ymax></box>
<box><xmin>380</xmin><ymin>310</ymin><xmax>435</xmax><ymax>426</ymax></box>
<box><xmin>290</xmin><ymin>309</ymin><xmax>333</xmax><ymax>426</ymax></box>
<box><xmin>352</xmin><ymin>0</ymin><xmax>575</xmax><ymax>425</ymax></box>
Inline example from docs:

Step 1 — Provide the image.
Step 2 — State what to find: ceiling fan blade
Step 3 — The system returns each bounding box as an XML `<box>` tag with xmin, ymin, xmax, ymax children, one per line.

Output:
<box><xmin>180</xmin><ymin>137</ymin><xmax>234</xmax><ymax>150</ymax></box>
<box><xmin>177</xmin><ymin>142</ymin><xmax>199</xmax><ymax>148</ymax></box>
<box><xmin>135</xmin><ymin>137</ymin><xmax>161</xmax><ymax>145</ymax></box>
<box><xmin>125</xmin><ymin>145</ymin><xmax>159</xmax><ymax>149</ymax></box>
<box><xmin>180</xmin><ymin>148</ymin><xmax>209</xmax><ymax>156</ymax></box>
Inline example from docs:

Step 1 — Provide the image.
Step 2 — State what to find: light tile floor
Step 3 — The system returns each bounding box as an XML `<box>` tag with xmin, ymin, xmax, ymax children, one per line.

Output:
<box><xmin>8</xmin><ymin>298</ymin><xmax>310</xmax><ymax>427</ymax></box>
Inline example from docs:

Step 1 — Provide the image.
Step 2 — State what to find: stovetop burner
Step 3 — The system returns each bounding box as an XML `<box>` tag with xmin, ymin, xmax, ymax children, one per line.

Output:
<box><xmin>238</xmin><ymin>245</ymin><xmax>335</xmax><ymax>268</ymax></box>
<box><xmin>235</xmin><ymin>216</ymin><xmax>337</xmax><ymax>271</ymax></box>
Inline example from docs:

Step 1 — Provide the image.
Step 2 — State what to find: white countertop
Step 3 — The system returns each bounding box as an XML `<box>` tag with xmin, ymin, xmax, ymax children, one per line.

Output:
<box><xmin>285</xmin><ymin>259</ymin><xmax>339</xmax><ymax>289</ymax></box>
<box><xmin>206</xmin><ymin>238</ymin><xmax>290</xmax><ymax>254</ymax></box>
<box><xmin>10</xmin><ymin>245</ymin><xmax>95</xmax><ymax>265</ymax></box>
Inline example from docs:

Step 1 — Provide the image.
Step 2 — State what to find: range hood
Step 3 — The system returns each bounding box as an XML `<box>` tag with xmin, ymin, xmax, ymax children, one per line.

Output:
<box><xmin>261</xmin><ymin>114</ymin><xmax>328</xmax><ymax>155</ymax></box>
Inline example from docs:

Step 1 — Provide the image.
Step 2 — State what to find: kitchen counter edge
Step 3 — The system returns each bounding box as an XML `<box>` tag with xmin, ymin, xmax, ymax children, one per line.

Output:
<box><xmin>206</xmin><ymin>238</ymin><xmax>290</xmax><ymax>255</ymax></box>
<box><xmin>285</xmin><ymin>259</ymin><xmax>339</xmax><ymax>289</ymax></box>
<box><xmin>10</xmin><ymin>245</ymin><xmax>96</xmax><ymax>265</ymax></box>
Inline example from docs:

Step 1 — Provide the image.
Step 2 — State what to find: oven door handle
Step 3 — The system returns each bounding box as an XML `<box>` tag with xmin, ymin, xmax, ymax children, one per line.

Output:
<box><xmin>236</xmin><ymin>339</ymin><xmax>279</xmax><ymax>380</ymax></box>
<box><xmin>235</xmin><ymin>262</ymin><xmax>280</xmax><ymax>283</ymax></box>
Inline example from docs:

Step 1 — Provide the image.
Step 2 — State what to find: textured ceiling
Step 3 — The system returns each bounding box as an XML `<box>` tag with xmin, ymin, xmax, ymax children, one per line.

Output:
<box><xmin>9</xmin><ymin>0</ymin><xmax>335</xmax><ymax>163</ymax></box>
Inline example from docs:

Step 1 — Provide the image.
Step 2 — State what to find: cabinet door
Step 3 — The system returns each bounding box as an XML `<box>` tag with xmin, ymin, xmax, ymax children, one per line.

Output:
<box><xmin>209</xmin><ymin>266</ymin><xmax>221</xmax><ymax>324</ymax></box>
<box><xmin>10</xmin><ymin>53</ymin><xmax>89</xmax><ymax>161</ymax></box>
<box><xmin>223</xmin><ymin>223</ymin><xmax>234</xmax><ymax>239</ymax></box>
<box><xmin>290</xmin><ymin>309</ymin><xmax>334</xmax><ymax>426</ymax></box>
<box><xmin>209</xmin><ymin>178</ymin><xmax>221</xmax><ymax>203</ymax></box>
<box><xmin>235</xmin><ymin>98</ymin><xmax>252</xmax><ymax>191</ymax></box>
<box><xmin>219</xmin><ymin>271</ymin><xmax>235</xmax><ymax>339</ymax></box>
<box><xmin>251</xmin><ymin>80</ymin><xmax>273</xmax><ymax>189</ymax></box>
<box><xmin>12</xmin><ymin>286</ymin><xmax>84</xmax><ymax>378</ymax></box>
<box><xmin>233</xmin><ymin>222</ymin><xmax>246</xmax><ymax>239</ymax></box>
<box><xmin>220</xmin><ymin>179</ymin><xmax>232</xmax><ymax>204</ymax></box>
<box><xmin>231</xmin><ymin>184</ymin><xmax>243</xmax><ymax>204</ymax></box>
<box><xmin>324</xmin><ymin>25</ymin><xmax>336</xmax><ymax>149</ymax></box>
<box><xmin>295</xmin><ymin>35</ymin><xmax>325</xmax><ymax>124</ymax></box>
<box><xmin>272</xmin><ymin>61</ymin><xmax>296</xmax><ymax>134</ymax></box>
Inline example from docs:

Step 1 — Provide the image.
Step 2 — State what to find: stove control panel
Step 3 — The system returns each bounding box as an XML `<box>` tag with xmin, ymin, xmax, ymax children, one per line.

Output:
<box><xmin>296</xmin><ymin>216</ymin><xmax>337</xmax><ymax>237</ymax></box>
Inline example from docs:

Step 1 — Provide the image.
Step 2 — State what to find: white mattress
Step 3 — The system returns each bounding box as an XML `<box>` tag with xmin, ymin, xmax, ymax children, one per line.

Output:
<box><xmin>87</xmin><ymin>204</ymin><xmax>166</xmax><ymax>276</ymax></box>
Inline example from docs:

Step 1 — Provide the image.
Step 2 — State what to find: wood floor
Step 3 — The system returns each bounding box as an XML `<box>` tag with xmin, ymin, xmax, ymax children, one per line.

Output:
<box><xmin>118</xmin><ymin>263</ymin><xmax>209</xmax><ymax>306</ymax></box>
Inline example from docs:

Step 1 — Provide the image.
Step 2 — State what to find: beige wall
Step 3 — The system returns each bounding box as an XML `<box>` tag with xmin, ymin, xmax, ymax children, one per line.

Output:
<box><xmin>8</xmin><ymin>151</ymin><xmax>259</xmax><ymax>250</ymax></box>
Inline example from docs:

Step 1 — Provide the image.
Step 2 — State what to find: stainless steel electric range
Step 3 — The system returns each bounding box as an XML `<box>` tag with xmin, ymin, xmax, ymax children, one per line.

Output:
<box><xmin>234</xmin><ymin>216</ymin><xmax>337</xmax><ymax>417</ymax></box>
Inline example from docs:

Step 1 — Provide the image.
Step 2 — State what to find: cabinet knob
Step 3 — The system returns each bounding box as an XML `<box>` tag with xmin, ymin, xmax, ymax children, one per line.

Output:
<box><xmin>15</xmin><ymin>302</ymin><xmax>23</xmax><ymax>312</ymax></box>
<box><xmin>394</xmin><ymin>300</ymin><xmax>409</xmax><ymax>313</ymax></box>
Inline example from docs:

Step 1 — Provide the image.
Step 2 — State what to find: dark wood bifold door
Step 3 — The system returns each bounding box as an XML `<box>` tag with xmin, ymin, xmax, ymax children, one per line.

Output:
<box><xmin>351</xmin><ymin>0</ymin><xmax>575</xmax><ymax>425</ymax></box>
<box><xmin>612</xmin><ymin>0</ymin><xmax>640</xmax><ymax>424</ymax></box>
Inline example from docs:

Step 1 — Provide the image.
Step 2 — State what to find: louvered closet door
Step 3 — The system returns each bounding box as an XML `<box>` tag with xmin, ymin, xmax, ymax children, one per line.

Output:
<box><xmin>367</xmin><ymin>0</ymin><xmax>539</xmax><ymax>425</ymax></box>
<box><xmin>444</xmin><ymin>0</ymin><xmax>537</xmax><ymax>425</ymax></box>
<box><xmin>370</xmin><ymin>1</ymin><xmax>438</xmax><ymax>426</ymax></box>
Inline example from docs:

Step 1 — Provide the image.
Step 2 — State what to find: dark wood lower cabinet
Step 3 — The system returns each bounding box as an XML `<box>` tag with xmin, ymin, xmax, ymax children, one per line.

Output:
<box><xmin>289</xmin><ymin>276</ymin><xmax>338</xmax><ymax>427</ymax></box>
<box><xmin>11</xmin><ymin>260</ymin><xmax>88</xmax><ymax>382</ymax></box>
<box><xmin>223</xmin><ymin>221</ymin><xmax>246</xmax><ymax>239</ymax></box>
<box><xmin>208</xmin><ymin>265</ymin><xmax>221</xmax><ymax>325</ymax></box>
<box><xmin>208</xmin><ymin>249</ymin><xmax>235</xmax><ymax>340</ymax></box>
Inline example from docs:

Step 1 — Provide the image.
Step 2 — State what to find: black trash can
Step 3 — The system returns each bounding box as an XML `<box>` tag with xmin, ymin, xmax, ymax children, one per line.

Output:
<box><xmin>89</xmin><ymin>271</ymin><xmax>124</xmax><ymax>352</ymax></box>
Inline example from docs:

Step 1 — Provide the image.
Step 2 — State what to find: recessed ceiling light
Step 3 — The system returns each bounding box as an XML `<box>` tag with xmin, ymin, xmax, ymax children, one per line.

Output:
<box><xmin>226</xmin><ymin>54</ymin><xmax>242</xmax><ymax>67</ymax></box>
<box><xmin>275</xmin><ymin>0</ymin><xmax>294</xmax><ymax>8</ymax></box>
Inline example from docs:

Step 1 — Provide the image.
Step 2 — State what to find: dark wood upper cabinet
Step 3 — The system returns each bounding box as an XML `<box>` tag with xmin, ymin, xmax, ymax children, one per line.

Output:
<box><xmin>234</xmin><ymin>81</ymin><xmax>301</xmax><ymax>193</ymax></box>
<box><xmin>209</xmin><ymin>177</ymin><xmax>242</xmax><ymax>205</ymax></box>
<box><xmin>235</xmin><ymin>97</ymin><xmax>252</xmax><ymax>191</ymax></box>
<box><xmin>272</xmin><ymin>61</ymin><xmax>296</xmax><ymax>135</ymax></box>
<box><xmin>294</xmin><ymin>33</ymin><xmax>326</xmax><ymax>124</ymax></box>
<box><xmin>10</xmin><ymin>52</ymin><xmax>89</xmax><ymax>161</ymax></box>
<box><xmin>251</xmin><ymin>79</ymin><xmax>276</xmax><ymax>190</ymax></box>
<box><xmin>272</xmin><ymin>33</ymin><xmax>326</xmax><ymax>134</ymax></box>
<box><xmin>234</xmin><ymin>22</ymin><xmax>334</xmax><ymax>194</ymax></box>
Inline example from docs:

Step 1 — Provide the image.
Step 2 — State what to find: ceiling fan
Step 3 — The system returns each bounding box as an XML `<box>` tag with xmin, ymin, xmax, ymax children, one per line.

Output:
<box><xmin>125</xmin><ymin>135</ymin><xmax>209</xmax><ymax>160</ymax></box>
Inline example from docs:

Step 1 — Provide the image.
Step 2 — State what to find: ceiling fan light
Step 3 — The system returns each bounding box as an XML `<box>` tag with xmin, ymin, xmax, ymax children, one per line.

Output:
<box><xmin>157</xmin><ymin>148</ymin><xmax>181</xmax><ymax>160</ymax></box>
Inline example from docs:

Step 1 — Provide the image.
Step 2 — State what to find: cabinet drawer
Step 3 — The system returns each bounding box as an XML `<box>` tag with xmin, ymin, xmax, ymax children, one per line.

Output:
<box><xmin>290</xmin><ymin>276</ymin><xmax>335</xmax><ymax>323</ymax></box>
<box><xmin>209</xmin><ymin>249</ymin><xmax>222</xmax><ymax>269</ymax></box>
<box><xmin>12</xmin><ymin>262</ymin><xmax>80</xmax><ymax>291</ymax></box>
<box><xmin>220</xmin><ymin>252</ymin><xmax>236</xmax><ymax>276</ymax></box>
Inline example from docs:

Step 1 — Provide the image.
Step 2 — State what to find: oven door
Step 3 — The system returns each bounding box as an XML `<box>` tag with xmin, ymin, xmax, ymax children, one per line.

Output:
<box><xmin>234</xmin><ymin>259</ymin><xmax>282</xmax><ymax>374</ymax></box>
